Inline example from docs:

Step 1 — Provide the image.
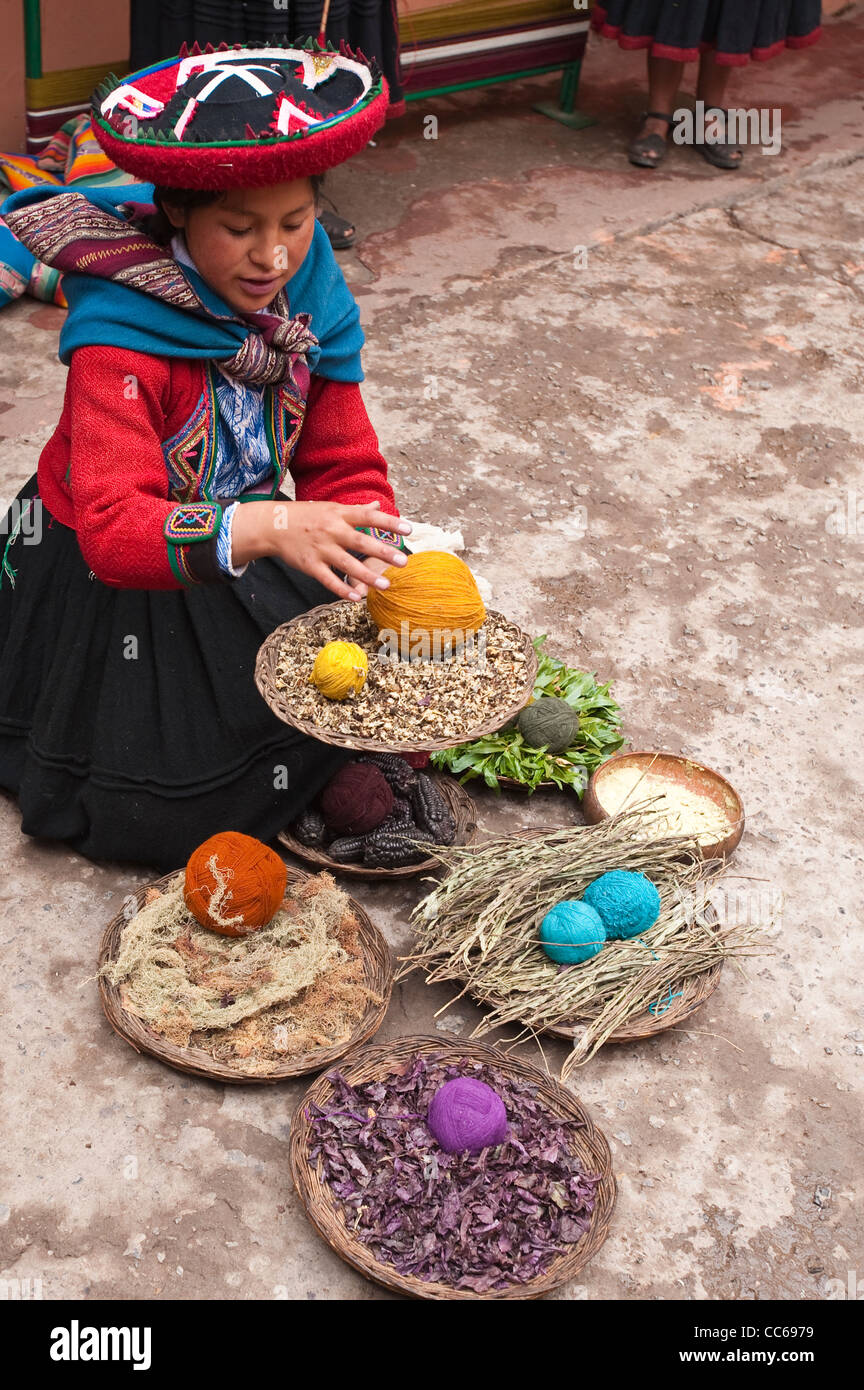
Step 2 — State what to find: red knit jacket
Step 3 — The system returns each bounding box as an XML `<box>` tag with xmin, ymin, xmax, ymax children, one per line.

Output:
<box><xmin>37</xmin><ymin>345</ymin><xmax>398</xmax><ymax>590</ymax></box>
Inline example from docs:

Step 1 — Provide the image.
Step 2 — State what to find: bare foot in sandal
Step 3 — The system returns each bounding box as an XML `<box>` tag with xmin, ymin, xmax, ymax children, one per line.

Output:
<box><xmin>317</xmin><ymin>208</ymin><xmax>357</xmax><ymax>250</ymax></box>
<box><xmin>697</xmin><ymin>108</ymin><xmax>744</xmax><ymax>170</ymax></box>
<box><xmin>628</xmin><ymin>111</ymin><xmax>674</xmax><ymax>168</ymax></box>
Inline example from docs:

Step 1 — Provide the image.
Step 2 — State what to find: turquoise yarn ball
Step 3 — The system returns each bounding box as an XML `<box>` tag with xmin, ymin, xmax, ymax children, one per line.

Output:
<box><xmin>582</xmin><ymin>870</ymin><xmax>661</xmax><ymax>940</ymax></box>
<box><xmin>539</xmin><ymin>901</ymin><xmax>606</xmax><ymax>964</ymax></box>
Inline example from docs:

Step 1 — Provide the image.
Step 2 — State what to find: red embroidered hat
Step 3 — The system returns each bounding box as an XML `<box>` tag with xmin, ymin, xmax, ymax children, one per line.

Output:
<box><xmin>90</xmin><ymin>38</ymin><xmax>388</xmax><ymax>189</ymax></box>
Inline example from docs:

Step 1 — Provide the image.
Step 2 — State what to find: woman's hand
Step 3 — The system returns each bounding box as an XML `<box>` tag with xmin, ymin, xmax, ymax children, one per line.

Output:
<box><xmin>230</xmin><ymin>498</ymin><xmax>412</xmax><ymax>600</ymax></box>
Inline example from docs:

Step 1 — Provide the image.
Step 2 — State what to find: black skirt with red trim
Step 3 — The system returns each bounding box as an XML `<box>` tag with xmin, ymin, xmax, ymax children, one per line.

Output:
<box><xmin>592</xmin><ymin>0</ymin><xmax>823</xmax><ymax>66</ymax></box>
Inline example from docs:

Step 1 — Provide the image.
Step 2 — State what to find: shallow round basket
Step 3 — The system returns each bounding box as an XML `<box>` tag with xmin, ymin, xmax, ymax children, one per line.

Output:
<box><xmin>496</xmin><ymin>775</ymin><xmax>558</xmax><ymax>792</ymax></box>
<box><xmin>97</xmin><ymin>867</ymin><xmax>393</xmax><ymax>1084</ymax></box>
<box><xmin>583</xmin><ymin>751</ymin><xmax>744</xmax><ymax>861</ymax></box>
<box><xmin>472</xmin><ymin>944</ymin><xmax>722</xmax><ymax>1054</ymax></box>
<box><xmin>254</xmin><ymin>603</ymin><xmax>538</xmax><ymax>753</ymax></box>
<box><xmin>289</xmin><ymin>1035</ymin><xmax>616</xmax><ymax>1300</ymax></box>
<box><xmin>455</xmin><ymin>826</ymin><xmax>723</xmax><ymax>1049</ymax></box>
<box><xmin>278</xmin><ymin>774</ymin><xmax>478</xmax><ymax>880</ymax></box>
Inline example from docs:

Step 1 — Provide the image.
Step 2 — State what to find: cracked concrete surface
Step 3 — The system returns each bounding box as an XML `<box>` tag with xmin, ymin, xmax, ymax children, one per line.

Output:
<box><xmin>1</xmin><ymin>9</ymin><xmax>863</xmax><ymax>1300</ymax></box>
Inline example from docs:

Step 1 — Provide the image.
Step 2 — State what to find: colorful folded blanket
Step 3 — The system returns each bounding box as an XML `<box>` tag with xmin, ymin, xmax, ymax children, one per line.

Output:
<box><xmin>0</xmin><ymin>113</ymin><xmax>134</xmax><ymax>310</ymax></box>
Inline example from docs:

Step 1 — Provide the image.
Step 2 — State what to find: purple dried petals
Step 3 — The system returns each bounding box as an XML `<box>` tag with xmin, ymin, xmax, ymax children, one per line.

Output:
<box><xmin>306</xmin><ymin>1054</ymin><xmax>601</xmax><ymax>1290</ymax></box>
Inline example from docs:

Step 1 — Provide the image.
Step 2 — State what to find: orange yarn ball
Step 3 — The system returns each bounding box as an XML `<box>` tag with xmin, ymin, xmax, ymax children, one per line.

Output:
<box><xmin>366</xmin><ymin>551</ymin><xmax>486</xmax><ymax>654</ymax></box>
<box><xmin>183</xmin><ymin>832</ymin><xmax>287</xmax><ymax>937</ymax></box>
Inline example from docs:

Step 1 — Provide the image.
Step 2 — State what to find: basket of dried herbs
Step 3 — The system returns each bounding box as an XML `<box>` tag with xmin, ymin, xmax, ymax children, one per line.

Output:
<box><xmin>289</xmin><ymin>1036</ymin><xmax>615</xmax><ymax>1299</ymax></box>
<box><xmin>255</xmin><ymin>602</ymin><xmax>538</xmax><ymax>752</ymax></box>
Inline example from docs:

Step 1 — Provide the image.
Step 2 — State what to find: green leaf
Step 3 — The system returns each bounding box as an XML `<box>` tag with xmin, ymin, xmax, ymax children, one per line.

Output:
<box><xmin>425</xmin><ymin>638</ymin><xmax>624</xmax><ymax>793</ymax></box>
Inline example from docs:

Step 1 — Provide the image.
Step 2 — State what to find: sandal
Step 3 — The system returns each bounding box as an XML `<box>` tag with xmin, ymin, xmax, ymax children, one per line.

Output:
<box><xmin>696</xmin><ymin>108</ymin><xmax>744</xmax><ymax>170</ymax></box>
<box><xmin>628</xmin><ymin>111</ymin><xmax>674</xmax><ymax>169</ymax></box>
<box><xmin>317</xmin><ymin>208</ymin><xmax>356</xmax><ymax>249</ymax></box>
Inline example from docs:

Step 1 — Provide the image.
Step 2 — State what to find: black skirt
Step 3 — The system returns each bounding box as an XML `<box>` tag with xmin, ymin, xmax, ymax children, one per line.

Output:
<box><xmin>0</xmin><ymin>475</ymin><xmax>354</xmax><ymax>872</ymax></box>
<box><xmin>592</xmin><ymin>0</ymin><xmax>823</xmax><ymax>64</ymax></box>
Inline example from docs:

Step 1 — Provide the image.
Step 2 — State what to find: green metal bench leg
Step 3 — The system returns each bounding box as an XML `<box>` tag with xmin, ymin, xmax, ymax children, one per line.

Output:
<box><xmin>533</xmin><ymin>61</ymin><xmax>596</xmax><ymax>130</ymax></box>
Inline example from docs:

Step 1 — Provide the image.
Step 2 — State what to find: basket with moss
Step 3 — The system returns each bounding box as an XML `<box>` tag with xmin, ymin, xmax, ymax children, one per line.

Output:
<box><xmin>98</xmin><ymin>867</ymin><xmax>392</xmax><ymax>1081</ymax></box>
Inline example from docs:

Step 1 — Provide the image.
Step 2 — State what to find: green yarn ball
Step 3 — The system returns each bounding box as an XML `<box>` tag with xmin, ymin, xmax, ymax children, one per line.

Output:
<box><xmin>539</xmin><ymin>900</ymin><xmax>606</xmax><ymax>964</ymax></box>
<box><xmin>517</xmin><ymin>697</ymin><xmax>579</xmax><ymax>754</ymax></box>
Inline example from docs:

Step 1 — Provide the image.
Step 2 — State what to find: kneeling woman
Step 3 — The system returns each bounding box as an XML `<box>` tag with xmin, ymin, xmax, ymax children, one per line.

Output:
<box><xmin>0</xmin><ymin>42</ymin><xmax>411</xmax><ymax>871</ymax></box>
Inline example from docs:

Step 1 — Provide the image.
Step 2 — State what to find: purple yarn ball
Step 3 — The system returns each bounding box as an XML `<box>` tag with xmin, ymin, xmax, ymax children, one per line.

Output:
<box><xmin>427</xmin><ymin>1077</ymin><xmax>509</xmax><ymax>1154</ymax></box>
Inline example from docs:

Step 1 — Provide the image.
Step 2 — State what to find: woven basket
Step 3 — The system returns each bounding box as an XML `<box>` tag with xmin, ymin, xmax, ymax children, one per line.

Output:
<box><xmin>97</xmin><ymin>867</ymin><xmax>393</xmax><ymax>1084</ymax></box>
<box><xmin>278</xmin><ymin>774</ymin><xmax>478</xmax><ymax>880</ymax></box>
<box><xmin>254</xmin><ymin>604</ymin><xmax>538</xmax><ymax>753</ymax></box>
<box><xmin>418</xmin><ymin>826</ymin><xmax>724</xmax><ymax>1053</ymax></box>
<box><xmin>289</xmin><ymin>1035</ymin><xmax>616</xmax><ymax>1300</ymax></box>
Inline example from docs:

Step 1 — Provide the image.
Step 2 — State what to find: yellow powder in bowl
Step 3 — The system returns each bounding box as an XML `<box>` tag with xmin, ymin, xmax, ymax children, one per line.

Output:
<box><xmin>598</xmin><ymin>764</ymin><xmax>733</xmax><ymax>846</ymax></box>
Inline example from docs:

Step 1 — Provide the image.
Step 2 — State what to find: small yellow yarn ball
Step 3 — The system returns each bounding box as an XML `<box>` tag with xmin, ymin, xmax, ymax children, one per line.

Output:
<box><xmin>311</xmin><ymin>641</ymin><xmax>369</xmax><ymax>700</ymax></box>
<box><xmin>366</xmin><ymin>551</ymin><xmax>486</xmax><ymax>655</ymax></box>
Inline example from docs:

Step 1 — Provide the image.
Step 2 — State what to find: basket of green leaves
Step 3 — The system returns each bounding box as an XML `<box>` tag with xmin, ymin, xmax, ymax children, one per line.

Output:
<box><xmin>430</xmin><ymin>636</ymin><xmax>624</xmax><ymax>794</ymax></box>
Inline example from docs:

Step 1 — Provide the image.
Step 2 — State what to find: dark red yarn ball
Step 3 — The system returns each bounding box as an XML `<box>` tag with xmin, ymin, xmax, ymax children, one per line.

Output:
<box><xmin>319</xmin><ymin>761</ymin><xmax>394</xmax><ymax>835</ymax></box>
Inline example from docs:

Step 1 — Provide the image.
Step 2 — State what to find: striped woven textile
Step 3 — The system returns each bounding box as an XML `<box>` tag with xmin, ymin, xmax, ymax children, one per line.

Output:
<box><xmin>396</xmin><ymin>0</ymin><xmax>591</xmax><ymax>91</ymax></box>
<box><xmin>0</xmin><ymin>115</ymin><xmax>134</xmax><ymax>312</ymax></box>
<box><xmin>1</xmin><ymin>115</ymin><xmax>131</xmax><ymax>196</ymax></box>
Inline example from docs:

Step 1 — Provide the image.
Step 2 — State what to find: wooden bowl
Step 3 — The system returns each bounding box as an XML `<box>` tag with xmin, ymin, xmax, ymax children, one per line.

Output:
<box><xmin>289</xmin><ymin>1036</ymin><xmax>616</xmax><ymax>1300</ymax></box>
<box><xmin>254</xmin><ymin>603</ymin><xmax>538</xmax><ymax>753</ymax></box>
<box><xmin>98</xmin><ymin>867</ymin><xmax>393</xmax><ymax>1084</ymax></box>
<box><xmin>278</xmin><ymin>774</ymin><xmax>478</xmax><ymax>880</ymax></box>
<box><xmin>583</xmin><ymin>751</ymin><xmax>744</xmax><ymax>861</ymax></box>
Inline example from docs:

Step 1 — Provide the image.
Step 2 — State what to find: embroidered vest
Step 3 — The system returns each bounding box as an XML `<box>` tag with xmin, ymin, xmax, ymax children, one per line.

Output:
<box><xmin>161</xmin><ymin>363</ymin><xmax>306</xmax><ymax>504</ymax></box>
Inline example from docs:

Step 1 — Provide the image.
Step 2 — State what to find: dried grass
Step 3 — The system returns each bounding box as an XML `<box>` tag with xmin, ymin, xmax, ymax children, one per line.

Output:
<box><xmin>400</xmin><ymin>808</ymin><xmax>768</xmax><ymax>1065</ymax></box>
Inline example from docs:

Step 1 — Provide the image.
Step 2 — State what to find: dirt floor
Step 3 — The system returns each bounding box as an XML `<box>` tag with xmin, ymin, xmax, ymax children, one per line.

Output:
<box><xmin>1</xmin><ymin>10</ymin><xmax>863</xmax><ymax>1301</ymax></box>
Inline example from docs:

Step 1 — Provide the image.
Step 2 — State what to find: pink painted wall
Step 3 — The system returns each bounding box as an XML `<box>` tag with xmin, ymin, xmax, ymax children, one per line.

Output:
<box><xmin>41</xmin><ymin>0</ymin><xmax>129</xmax><ymax>71</ymax></box>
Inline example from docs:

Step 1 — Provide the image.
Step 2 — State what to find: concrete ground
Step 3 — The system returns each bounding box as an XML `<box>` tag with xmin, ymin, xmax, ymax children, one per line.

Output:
<box><xmin>1</xmin><ymin>9</ymin><xmax>863</xmax><ymax>1302</ymax></box>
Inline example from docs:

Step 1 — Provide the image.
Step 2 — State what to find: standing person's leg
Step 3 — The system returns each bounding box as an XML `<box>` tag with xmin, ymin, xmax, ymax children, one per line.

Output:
<box><xmin>695</xmin><ymin>49</ymin><xmax>743</xmax><ymax>168</ymax></box>
<box><xmin>628</xmin><ymin>56</ymin><xmax>685</xmax><ymax>168</ymax></box>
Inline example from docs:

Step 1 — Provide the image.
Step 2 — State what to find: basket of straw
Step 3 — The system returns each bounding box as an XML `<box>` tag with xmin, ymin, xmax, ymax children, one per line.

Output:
<box><xmin>400</xmin><ymin>808</ymin><xmax>766</xmax><ymax>1069</ymax></box>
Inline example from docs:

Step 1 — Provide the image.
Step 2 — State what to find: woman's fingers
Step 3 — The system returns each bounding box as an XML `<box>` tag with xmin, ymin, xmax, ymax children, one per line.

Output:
<box><xmin>342</xmin><ymin>503</ymin><xmax>412</xmax><ymax>535</ymax></box>
<box><xmin>326</xmin><ymin>548</ymin><xmax>392</xmax><ymax>591</ymax></box>
<box><xmin>335</xmin><ymin>523</ymin><xmax>409</xmax><ymax>567</ymax></box>
<box><xmin>310</xmin><ymin>562</ymin><xmax>365</xmax><ymax>602</ymax></box>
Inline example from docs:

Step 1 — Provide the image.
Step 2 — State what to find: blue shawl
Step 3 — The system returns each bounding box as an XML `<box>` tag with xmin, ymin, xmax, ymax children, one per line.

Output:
<box><xmin>1</xmin><ymin>182</ymin><xmax>364</xmax><ymax>382</ymax></box>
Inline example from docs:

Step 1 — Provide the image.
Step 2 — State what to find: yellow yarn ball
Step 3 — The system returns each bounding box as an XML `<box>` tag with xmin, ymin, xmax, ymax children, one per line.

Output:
<box><xmin>366</xmin><ymin>552</ymin><xmax>486</xmax><ymax>655</ymax></box>
<box><xmin>311</xmin><ymin>641</ymin><xmax>369</xmax><ymax>700</ymax></box>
